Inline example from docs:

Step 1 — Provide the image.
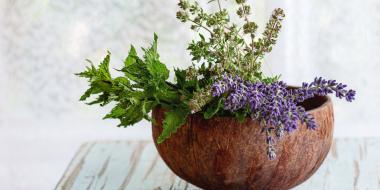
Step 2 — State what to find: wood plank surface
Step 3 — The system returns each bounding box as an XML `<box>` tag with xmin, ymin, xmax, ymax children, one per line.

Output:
<box><xmin>56</xmin><ymin>139</ymin><xmax>380</xmax><ymax>190</ymax></box>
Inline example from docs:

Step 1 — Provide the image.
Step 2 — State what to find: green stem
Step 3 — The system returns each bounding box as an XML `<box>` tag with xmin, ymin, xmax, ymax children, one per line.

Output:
<box><xmin>217</xmin><ymin>0</ymin><xmax>222</xmax><ymax>12</ymax></box>
<box><xmin>165</xmin><ymin>81</ymin><xmax>178</xmax><ymax>89</ymax></box>
<box><xmin>189</xmin><ymin>19</ymin><xmax>213</xmax><ymax>34</ymax></box>
<box><xmin>252</xmin><ymin>21</ymin><xmax>278</xmax><ymax>65</ymax></box>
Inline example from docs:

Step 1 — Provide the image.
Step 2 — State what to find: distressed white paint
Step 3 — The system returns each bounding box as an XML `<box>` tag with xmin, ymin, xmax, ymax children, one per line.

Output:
<box><xmin>57</xmin><ymin>142</ymin><xmax>200</xmax><ymax>190</ymax></box>
<box><xmin>294</xmin><ymin>139</ymin><xmax>380</xmax><ymax>190</ymax></box>
<box><xmin>56</xmin><ymin>139</ymin><xmax>380</xmax><ymax>190</ymax></box>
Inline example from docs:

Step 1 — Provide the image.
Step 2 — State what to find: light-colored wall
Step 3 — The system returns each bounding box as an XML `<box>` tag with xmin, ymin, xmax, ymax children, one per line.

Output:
<box><xmin>264</xmin><ymin>0</ymin><xmax>379</xmax><ymax>137</ymax></box>
<box><xmin>0</xmin><ymin>0</ymin><xmax>378</xmax><ymax>189</ymax></box>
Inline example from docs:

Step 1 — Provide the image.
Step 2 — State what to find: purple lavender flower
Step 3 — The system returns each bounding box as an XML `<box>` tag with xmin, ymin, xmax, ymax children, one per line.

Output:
<box><xmin>224</xmin><ymin>89</ymin><xmax>248</xmax><ymax>111</ymax></box>
<box><xmin>211</xmin><ymin>73</ymin><xmax>356</xmax><ymax>160</ymax></box>
<box><xmin>267</xmin><ymin>148</ymin><xmax>276</xmax><ymax>160</ymax></box>
<box><xmin>275</xmin><ymin>125</ymin><xmax>285</xmax><ymax>138</ymax></box>
<box><xmin>265</xmin><ymin>127</ymin><xmax>277</xmax><ymax>160</ymax></box>
<box><xmin>296</xmin><ymin>107</ymin><xmax>317</xmax><ymax>130</ymax></box>
<box><xmin>292</xmin><ymin>77</ymin><xmax>356</xmax><ymax>103</ymax></box>
<box><xmin>246</xmin><ymin>82</ymin><xmax>264</xmax><ymax>112</ymax></box>
<box><xmin>345</xmin><ymin>89</ymin><xmax>356</xmax><ymax>102</ymax></box>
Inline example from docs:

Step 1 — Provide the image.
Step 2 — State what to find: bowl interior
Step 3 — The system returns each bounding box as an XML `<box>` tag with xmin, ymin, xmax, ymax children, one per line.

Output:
<box><xmin>299</xmin><ymin>95</ymin><xmax>329</xmax><ymax>111</ymax></box>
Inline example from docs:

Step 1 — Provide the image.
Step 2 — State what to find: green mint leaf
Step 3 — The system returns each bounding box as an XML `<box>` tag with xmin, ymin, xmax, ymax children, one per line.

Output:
<box><xmin>235</xmin><ymin>110</ymin><xmax>247</xmax><ymax>123</ymax></box>
<box><xmin>79</xmin><ymin>87</ymin><xmax>96</xmax><ymax>101</ymax></box>
<box><xmin>122</xmin><ymin>58</ymin><xmax>150</xmax><ymax>83</ymax></box>
<box><xmin>103</xmin><ymin>104</ymin><xmax>127</xmax><ymax>119</ymax></box>
<box><xmin>124</xmin><ymin>45</ymin><xmax>137</xmax><ymax>67</ymax></box>
<box><xmin>174</xmin><ymin>68</ymin><xmax>186</xmax><ymax>88</ymax></box>
<box><xmin>144</xmin><ymin>34</ymin><xmax>169</xmax><ymax>80</ymax></box>
<box><xmin>142</xmin><ymin>100</ymin><xmax>156</xmax><ymax>121</ymax></box>
<box><xmin>113</xmin><ymin>77</ymin><xmax>131</xmax><ymax>89</ymax></box>
<box><xmin>146</xmin><ymin>59</ymin><xmax>169</xmax><ymax>80</ymax></box>
<box><xmin>86</xmin><ymin>92</ymin><xmax>112</xmax><ymax>106</ymax></box>
<box><xmin>204</xmin><ymin>98</ymin><xmax>223</xmax><ymax>119</ymax></box>
<box><xmin>98</xmin><ymin>51</ymin><xmax>111</xmax><ymax>80</ymax></box>
<box><xmin>157</xmin><ymin>108</ymin><xmax>189</xmax><ymax>143</ymax></box>
<box><xmin>76</xmin><ymin>52</ymin><xmax>113</xmax><ymax>103</ymax></box>
<box><xmin>117</xmin><ymin>102</ymin><xmax>145</xmax><ymax>127</ymax></box>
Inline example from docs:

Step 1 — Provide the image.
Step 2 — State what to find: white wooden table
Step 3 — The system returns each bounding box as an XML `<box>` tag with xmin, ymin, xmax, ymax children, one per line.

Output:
<box><xmin>56</xmin><ymin>139</ymin><xmax>380</xmax><ymax>190</ymax></box>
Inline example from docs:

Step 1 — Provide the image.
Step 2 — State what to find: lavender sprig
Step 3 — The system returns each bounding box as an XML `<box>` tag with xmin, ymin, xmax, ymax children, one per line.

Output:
<box><xmin>211</xmin><ymin>73</ymin><xmax>356</xmax><ymax>160</ymax></box>
<box><xmin>292</xmin><ymin>77</ymin><xmax>356</xmax><ymax>103</ymax></box>
<box><xmin>266</xmin><ymin>127</ymin><xmax>277</xmax><ymax>160</ymax></box>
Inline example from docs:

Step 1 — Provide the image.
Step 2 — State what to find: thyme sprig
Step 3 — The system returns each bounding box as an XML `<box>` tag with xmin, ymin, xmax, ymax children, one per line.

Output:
<box><xmin>177</xmin><ymin>0</ymin><xmax>284</xmax><ymax>82</ymax></box>
<box><xmin>177</xmin><ymin>0</ymin><xmax>285</xmax><ymax>111</ymax></box>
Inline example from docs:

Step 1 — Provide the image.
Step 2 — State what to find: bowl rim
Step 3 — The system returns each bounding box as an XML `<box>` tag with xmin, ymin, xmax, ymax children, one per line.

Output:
<box><xmin>154</xmin><ymin>95</ymin><xmax>332</xmax><ymax>120</ymax></box>
<box><xmin>305</xmin><ymin>95</ymin><xmax>331</xmax><ymax>114</ymax></box>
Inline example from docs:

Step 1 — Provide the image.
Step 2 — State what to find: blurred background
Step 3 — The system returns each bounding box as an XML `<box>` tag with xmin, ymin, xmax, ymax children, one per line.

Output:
<box><xmin>0</xmin><ymin>0</ymin><xmax>378</xmax><ymax>189</ymax></box>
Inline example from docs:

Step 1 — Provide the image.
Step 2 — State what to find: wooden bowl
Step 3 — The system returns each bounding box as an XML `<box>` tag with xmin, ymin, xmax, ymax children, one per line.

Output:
<box><xmin>152</xmin><ymin>96</ymin><xmax>334</xmax><ymax>190</ymax></box>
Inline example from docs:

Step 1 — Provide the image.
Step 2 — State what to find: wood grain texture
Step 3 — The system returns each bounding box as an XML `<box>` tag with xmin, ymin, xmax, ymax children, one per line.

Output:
<box><xmin>56</xmin><ymin>139</ymin><xmax>380</xmax><ymax>190</ymax></box>
<box><xmin>56</xmin><ymin>141</ymin><xmax>200</xmax><ymax>190</ymax></box>
<box><xmin>152</xmin><ymin>96</ymin><xmax>334</xmax><ymax>190</ymax></box>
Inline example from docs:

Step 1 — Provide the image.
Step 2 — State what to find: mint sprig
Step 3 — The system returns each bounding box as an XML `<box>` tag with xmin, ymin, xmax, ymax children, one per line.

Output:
<box><xmin>77</xmin><ymin>35</ymin><xmax>191</xmax><ymax>139</ymax></box>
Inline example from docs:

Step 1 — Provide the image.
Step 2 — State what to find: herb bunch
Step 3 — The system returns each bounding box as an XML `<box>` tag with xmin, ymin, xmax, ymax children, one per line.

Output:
<box><xmin>177</xmin><ymin>0</ymin><xmax>285</xmax><ymax>112</ymax></box>
<box><xmin>77</xmin><ymin>0</ymin><xmax>356</xmax><ymax>160</ymax></box>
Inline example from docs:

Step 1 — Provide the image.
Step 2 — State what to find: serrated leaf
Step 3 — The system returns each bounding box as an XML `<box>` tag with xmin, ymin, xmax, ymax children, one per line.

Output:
<box><xmin>79</xmin><ymin>87</ymin><xmax>97</xmax><ymax>101</ymax></box>
<box><xmin>204</xmin><ymin>98</ymin><xmax>223</xmax><ymax>119</ymax></box>
<box><xmin>103</xmin><ymin>105</ymin><xmax>126</xmax><ymax>119</ymax></box>
<box><xmin>146</xmin><ymin>60</ymin><xmax>169</xmax><ymax>80</ymax></box>
<box><xmin>77</xmin><ymin>53</ymin><xmax>113</xmax><ymax>103</ymax></box>
<box><xmin>117</xmin><ymin>102</ymin><xmax>144</xmax><ymax>127</ymax></box>
<box><xmin>113</xmin><ymin>77</ymin><xmax>130</xmax><ymax>87</ymax></box>
<box><xmin>174</xmin><ymin>68</ymin><xmax>186</xmax><ymax>87</ymax></box>
<box><xmin>144</xmin><ymin>34</ymin><xmax>169</xmax><ymax>80</ymax></box>
<box><xmin>124</xmin><ymin>45</ymin><xmax>137</xmax><ymax>67</ymax></box>
<box><xmin>142</xmin><ymin>100</ymin><xmax>156</xmax><ymax>121</ymax></box>
<box><xmin>157</xmin><ymin>108</ymin><xmax>189</xmax><ymax>143</ymax></box>
<box><xmin>122</xmin><ymin>58</ymin><xmax>150</xmax><ymax>83</ymax></box>
<box><xmin>235</xmin><ymin>110</ymin><xmax>247</xmax><ymax>123</ymax></box>
<box><xmin>75</xmin><ymin>64</ymin><xmax>97</xmax><ymax>78</ymax></box>
<box><xmin>86</xmin><ymin>93</ymin><xmax>111</xmax><ymax>106</ymax></box>
<box><xmin>152</xmin><ymin>33</ymin><xmax>158</xmax><ymax>52</ymax></box>
<box><xmin>98</xmin><ymin>52</ymin><xmax>111</xmax><ymax>80</ymax></box>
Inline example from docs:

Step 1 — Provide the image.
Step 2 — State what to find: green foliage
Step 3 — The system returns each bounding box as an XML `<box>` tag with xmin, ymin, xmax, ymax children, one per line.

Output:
<box><xmin>77</xmin><ymin>0</ymin><xmax>286</xmax><ymax>143</ymax></box>
<box><xmin>157</xmin><ymin>106</ymin><xmax>190</xmax><ymax>143</ymax></box>
<box><xmin>77</xmin><ymin>52</ymin><xmax>113</xmax><ymax>106</ymax></box>
<box><xmin>145</xmin><ymin>34</ymin><xmax>170</xmax><ymax>81</ymax></box>
<box><xmin>203</xmin><ymin>98</ymin><xmax>223</xmax><ymax>119</ymax></box>
<box><xmin>235</xmin><ymin>109</ymin><xmax>248</xmax><ymax>123</ymax></box>
<box><xmin>77</xmin><ymin>35</ymin><xmax>190</xmax><ymax>143</ymax></box>
<box><xmin>177</xmin><ymin>0</ymin><xmax>285</xmax><ymax>82</ymax></box>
